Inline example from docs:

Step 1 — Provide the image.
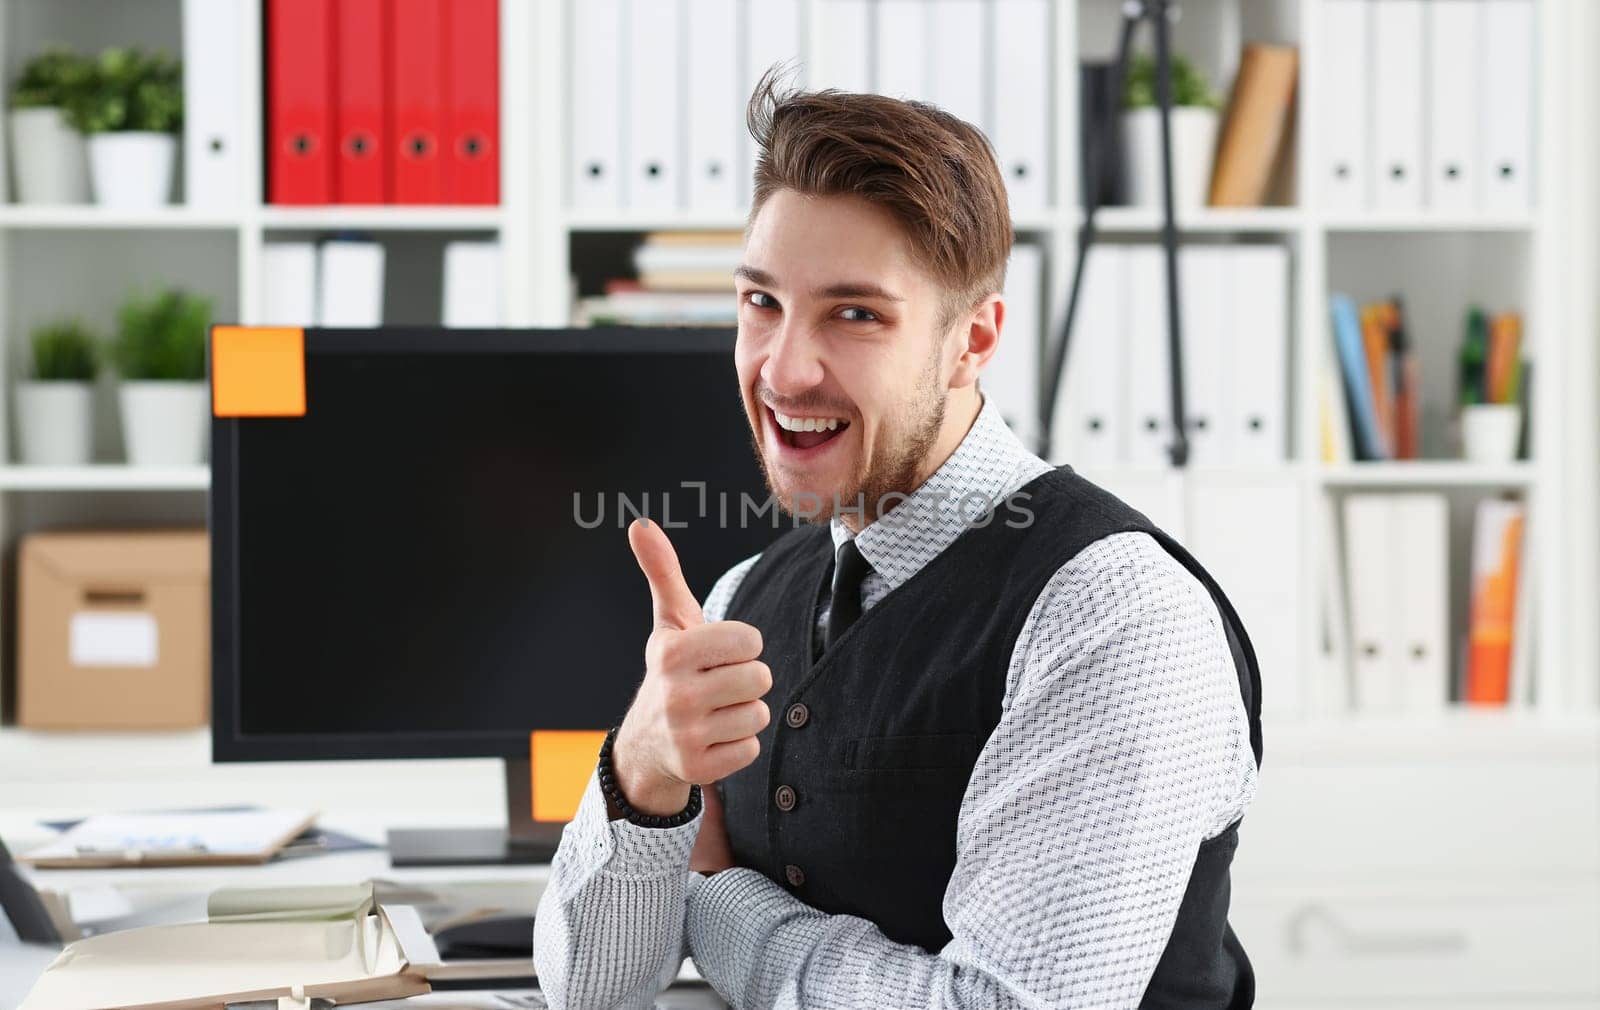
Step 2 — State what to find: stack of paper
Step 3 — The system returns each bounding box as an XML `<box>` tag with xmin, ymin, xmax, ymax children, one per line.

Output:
<box><xmin>20</xmin><ymin>810</ymin><xmax>316</xmax><ymax>869</ymax></box>
<box><xmin>19</xmin><ymin>884</ymin><xmax>430</xmax><ymax>1010</ymax></box>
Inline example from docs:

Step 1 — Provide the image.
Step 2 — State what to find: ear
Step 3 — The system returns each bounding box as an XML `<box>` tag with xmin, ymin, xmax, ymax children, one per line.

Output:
<box><xmin>947</xmin><ymin>293</ymin><xmax>1003</xmax><ymax>391</ymax></box>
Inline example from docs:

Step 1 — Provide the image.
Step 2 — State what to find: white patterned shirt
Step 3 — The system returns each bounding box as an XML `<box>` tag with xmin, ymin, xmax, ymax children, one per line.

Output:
<box><xmin>534</xmin><ymin>396</ymin><xmax>1259</xmax><ymax>1009</ymax></box>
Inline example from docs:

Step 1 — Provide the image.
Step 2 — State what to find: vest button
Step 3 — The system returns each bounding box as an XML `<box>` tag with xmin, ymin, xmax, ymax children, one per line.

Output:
<box><xmin>785</xmin><ymin>702</ymin><xmax>809</xmax><ymax>728</ymax></box>
<box><xmin>784</xmin><ymin>863</ymin><xmax>806</xmax><ymax>887</ymax></box>
<box><xmin>773</xmin><ymin>784</ymin><xmax>797</xmax><ymax>811</ymax></box>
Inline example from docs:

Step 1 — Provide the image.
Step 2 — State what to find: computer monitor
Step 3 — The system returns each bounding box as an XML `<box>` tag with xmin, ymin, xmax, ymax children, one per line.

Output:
<box><xmin>210</xmin><ymin>327</ymin><xmax>781</xmax><ymax>864</ymax></box>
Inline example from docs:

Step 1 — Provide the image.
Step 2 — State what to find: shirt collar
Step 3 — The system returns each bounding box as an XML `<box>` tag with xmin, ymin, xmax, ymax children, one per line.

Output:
<box><xmin>829</xmin><ymin>396</ymin><xmax>1052</xmax><ymax>593</ymax></box>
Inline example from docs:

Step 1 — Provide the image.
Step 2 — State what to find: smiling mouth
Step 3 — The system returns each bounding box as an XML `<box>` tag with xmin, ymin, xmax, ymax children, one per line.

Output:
<box><xmin>770</xmin><ymin>406</ymin><xmax>851</xmax><ymax>451</ymax></box>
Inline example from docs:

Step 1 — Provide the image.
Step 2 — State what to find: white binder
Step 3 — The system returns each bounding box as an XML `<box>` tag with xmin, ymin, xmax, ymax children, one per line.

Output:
<box><xmin>442</xmin><ymin>241</ymin><xmax>503</xmax><ymax>328</ymax></box>
<box><xmin>260</xmin><ymin>242</ymin><xmax>317</xmax><ymax>327</ymax></box>
<box><xmin>1319</xmin><ymin>0</ymin><xmax>1371</xmax><ymax>211</ymax></box>
<box><xmin>1187</xmin><ymin>472</ymin><xmax>1305</xmax><ymax>719</ymax></box>
<box><xmin>687</xmin><ymin>0</ymin><xmax>740</xmax><ymax>212</ymax></box>
<box><xmin>990</xmin><ymin>0</ymin><xmax>1050</xmax><ymax>211</ymax></box>
<box><xmin>1393</xmin><ymin>494</ymin><xmax>1450</xmax><ymax>711</ymax></box>
<box><xmin>992</xmin><ymin>242</ymin><xmax>1043</xmax><ymax>451</ymax></box>
<box><xmin>625</xmin><ymin>0</ymin><xmax>683</xmax><ymax>210</ymax></box>
<box><xmin>1427</xmin><ymin>0</ymin><xmax>1484</xmax><ymax>212</ymax></box>
<box><xmin>1124</xmin><ymin>245</ymin><xmax>1172</xmax><ymax>467</ymax></box>
<box><xmin>1178</xmin><ymin>246</ymin><xmax>1228</xmax><ymax>465</ymax></box>
<box><xmin>740</xmin><ymin>0</ymin><xmax>802</xmax><ymax>207</ymax></box>
<box><xmin>1482</xmin><ymin>0</ymin><xmax>1535</xmax><ymax>211</ymax></box>
<box><xmin>1225</xmin><ymin>244</ymin><xmax>1289</xmax><ymax>464</ymax></box>
<box><xmin>570</xmin><ymin>0</ymin><xmax>623</xmax><ymax>210</ymax></box>
<box><xmin>1371</xmin><ymin>0</ymin><xmax>1425</xmax><ymax>211</ymax></box>
<box><xmin>316</xmin><ymin>240</ymin><xmax>385</xmax><ymax>328</ymax></box>
<box><xmin>1053</xmin><ymin>244</ymin><xmax>1125</xmax><ymax>467</ymax></box>
<box><xmin>875</xmin><ymin>0</ymin><xmax>928</xmax><ymax>101</ymax></box>
<box><xmin>927</xmin><ymin>0</ymin><xmax>986</xmax><ymax>128</ymax></box>
<box><xmin>811</xmin><ymin>0</ymin><xmax>871</xmax><ymax>94</ymax></box>
<box><xmin>182</xmin><ymin>0</ymin><xmax>244</xmax><ymax>208</ymax></box>
<box><xmin>1343</xmin><ymin>494</ymin><xmax>1400</xmax><ymax>712</ymax></box>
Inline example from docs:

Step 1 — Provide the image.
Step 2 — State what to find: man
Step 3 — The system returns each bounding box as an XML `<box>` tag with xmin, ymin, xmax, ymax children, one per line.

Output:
<box><xmin>534</xmin><ymin>71</ymin><xmax>1261</xmax><ymax>1009</ymax></box>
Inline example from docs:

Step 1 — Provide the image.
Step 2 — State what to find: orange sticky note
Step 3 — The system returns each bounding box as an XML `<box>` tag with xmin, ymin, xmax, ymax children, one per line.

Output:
<box><xmin>530</xmin><ymin>730</ymin><xmax>608</xmax><ymax>822</ymax></box>
<box><xmin>211</xmin><ymin>326</ymin><xmax>306</xmax><ymax>417</ymax></box>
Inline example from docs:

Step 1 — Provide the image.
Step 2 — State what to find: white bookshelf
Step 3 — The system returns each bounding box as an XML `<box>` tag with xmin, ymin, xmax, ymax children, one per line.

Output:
<box><xmin>0</xmin><ymin>0</ymin><xmax>1587</xmax><ymax>726</ymax></box>
<box><xmin>0</xmin><ymin>464</ymin><xmax>209</xmax><ymax>491</ymax></box>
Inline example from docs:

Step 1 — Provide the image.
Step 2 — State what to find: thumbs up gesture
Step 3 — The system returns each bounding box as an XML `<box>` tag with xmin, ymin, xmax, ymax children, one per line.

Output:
<box><xmin>610</xmin><ymin>519</ymin><xmax>772</xmax><ymax>817</ymax></box>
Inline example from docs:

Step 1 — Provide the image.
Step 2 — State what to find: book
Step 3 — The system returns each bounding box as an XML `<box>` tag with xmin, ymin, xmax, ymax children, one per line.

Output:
<box><xmin>1318</xmin><ymin>337</ymin><xmax>1353</xmax><ymax>464</ymax></box>
<box><xmin>1487</xmin><ymin>311</ymin><xmax>1523</xmax><ymax>404</ymax></box>
<box><xmin>1464</xmin><ymin>497</ymin><xmax>1527</xmax><ymax>705</ymax></box>
<box><xmin>20</xmin><ymin>809</ymin><xmax>316</xmax><ymax>869</ymax></box>
<box><xmin>19</xmin><ymin>884</ymin><xmax>431</xmax><ymax>1010</ymax></box>
<box><xmin>1208</xmin><ymin>44</ymin><xmax>1299</xmax><ymax>206</ymax></box>
<box><xmin>1389</xmin><ymin>299</ymin><xmax>1421</xmax><ymax>460</ymax></box>
<box><xmin>1359</xmin><ymin>301</ymin><xmax>1396</xmax><ymax>458</ymax></box>
<box><xmin>1330</xmin><ymin>294</ymin><xmax>1384</xmax><ymax>461</ymax></box>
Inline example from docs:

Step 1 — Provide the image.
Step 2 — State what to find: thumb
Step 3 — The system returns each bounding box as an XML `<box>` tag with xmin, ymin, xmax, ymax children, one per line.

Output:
<box><xmin>629</xmin><ymin>518</ymin><xmax>705</xmax><ymax>631</ymax></box>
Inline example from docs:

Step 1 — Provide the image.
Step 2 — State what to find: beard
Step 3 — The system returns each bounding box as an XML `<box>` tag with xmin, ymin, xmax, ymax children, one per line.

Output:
<box><xmin>751</xmin><ymin>343</ymin><xmax>947</xmax><ymax>527</ymax></box>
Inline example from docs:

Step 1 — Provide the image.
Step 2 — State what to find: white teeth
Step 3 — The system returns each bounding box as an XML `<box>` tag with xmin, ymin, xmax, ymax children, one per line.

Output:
<box><xmin>774</xmin><ymin>410</ymin><xmax>844</xmax><ymax>433</ymax></box>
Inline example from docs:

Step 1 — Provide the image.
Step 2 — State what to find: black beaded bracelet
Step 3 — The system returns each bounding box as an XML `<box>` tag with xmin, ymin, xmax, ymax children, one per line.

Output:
<box><xmin>597</xmin><ymin>725</ymin><xmax>703</xmax><ymax>829</ymax></box>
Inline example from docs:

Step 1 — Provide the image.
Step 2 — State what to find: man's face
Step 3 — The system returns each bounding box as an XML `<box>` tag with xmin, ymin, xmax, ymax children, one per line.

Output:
<box><xmin>734</xmin><ymin>189</ymin><xmax>963</xmax><ymax>525</ymax></box>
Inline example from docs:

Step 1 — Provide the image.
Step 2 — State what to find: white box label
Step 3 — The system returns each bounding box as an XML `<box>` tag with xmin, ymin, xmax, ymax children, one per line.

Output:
<box><xmin>69</xmin><ymin>612</ymin><xmax>159</xmax><ymax>667</ymax></box>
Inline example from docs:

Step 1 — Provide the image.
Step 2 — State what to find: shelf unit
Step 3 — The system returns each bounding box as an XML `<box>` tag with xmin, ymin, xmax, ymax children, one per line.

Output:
<box><xmin>0</xmin><ymin>0</ymin><xmax>1589</xmax><ymax>729</ymax></box>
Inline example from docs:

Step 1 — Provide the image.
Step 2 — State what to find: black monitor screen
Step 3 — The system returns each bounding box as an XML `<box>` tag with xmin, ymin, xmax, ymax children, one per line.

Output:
<box><xmin>212</xmin><ymin>328</ymin><xmax>781</xmax><ymax>760</ymax></box>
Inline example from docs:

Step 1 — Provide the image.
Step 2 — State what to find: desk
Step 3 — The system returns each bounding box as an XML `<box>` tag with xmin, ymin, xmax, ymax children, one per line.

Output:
<box><xmin>1</xmin><ymin>942</ymin><xmax>61</xmax><ymax>1008</ymax></box>
<box><xmin>1</xmin><ymin>811</ymin><xmax>722</xmax><ymax>1010</ymax></box>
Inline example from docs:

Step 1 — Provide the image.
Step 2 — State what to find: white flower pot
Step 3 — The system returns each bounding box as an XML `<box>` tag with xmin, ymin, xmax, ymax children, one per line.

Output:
<box><xmin>1460</xmin><ymin>403</ymin><xmax>1522</xmax><ymax>464</ymax></box>
<box><xmin>88</xmin><ymin>132</ymin><xmax>177</xmax><ymax>208</ymax></box>
<box><xmin>1121</xmin><ymin>106</ymin><xmax>1219</xmax><ymax>209</ymax></box>
<box><xmin>9</xmin><ymin>107</ymin><xmax>90</xmax><ymax>204</ymax></box>
<box><xmin>119</xmin><ymin>380</ymin><xmax>207</xmax><ymax>466</ymax></box>
<box><xmin>16</xmin><ymin>381</ymin><xmax>94</xmax><ymax>465</ymax></box>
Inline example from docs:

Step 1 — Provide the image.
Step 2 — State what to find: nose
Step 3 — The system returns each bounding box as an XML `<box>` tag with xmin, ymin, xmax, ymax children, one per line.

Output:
<box><xmin>760</xmin><ymin>316</ymin><xmax>825</xmax><ymax>398</ymax></box>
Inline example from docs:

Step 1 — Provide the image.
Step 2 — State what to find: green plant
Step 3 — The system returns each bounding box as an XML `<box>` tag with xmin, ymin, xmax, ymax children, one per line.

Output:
<box><xmin>66</xmin><ymin>47</ymin><xmax>182</xmax><ymax>134</ymax></box>
<box><xmin>112</xmin><ymin>289</ymin><xmax>210</xmax><ymax>381</ymax></box>
<box><xmin>9</xmin><ymin>46</ymin><xmax>94</xmax><ymax>111</ymax></box>
<box><xmin>1122</xmin><ymin>52</ymin><xmax>1220</xmax><ymax>110</ymax></box>
<box><xmin>28</xmin><ymin>318</ymin><xmax>99</xmax><ymax>381</ymax></box>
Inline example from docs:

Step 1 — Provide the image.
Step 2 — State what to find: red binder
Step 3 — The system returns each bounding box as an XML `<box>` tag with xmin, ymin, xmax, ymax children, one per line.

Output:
<box><xmin>335</xmin><ymin>0</ymin><xmax>386</xmax><ymax>203</ymax></box>
<box><xmin>444</xmin><ymin>0</ymin><xmax>499</xmax><ymax>204</ymax></box>
<box><xmin>389</xmin><ymin>0</ymin><xmax>446</xmax><ymax>204</ymax></box>
<box><xmin>267</xmin><ymin>0</ymin><xmax>334</xmax><ymax>204</ymax></box>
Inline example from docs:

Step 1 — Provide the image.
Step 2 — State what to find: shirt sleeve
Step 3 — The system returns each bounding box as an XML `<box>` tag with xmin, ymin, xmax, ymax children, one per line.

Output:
<box><xmin>682</xmin><ymin>531</ymin><xmax>1257</xmax><ymax>1009</ymax></box>
<box><xmin>532</xmin><ymin>552</ymin><xmax>762</xmax><ymax>1010</ymax></box>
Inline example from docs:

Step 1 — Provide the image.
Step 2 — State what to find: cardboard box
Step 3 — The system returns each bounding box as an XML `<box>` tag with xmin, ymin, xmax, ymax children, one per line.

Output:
<box><xmin>18</xmin><ymin>530</ymin><xmax>209</xmax><ymax>729</ymax></box>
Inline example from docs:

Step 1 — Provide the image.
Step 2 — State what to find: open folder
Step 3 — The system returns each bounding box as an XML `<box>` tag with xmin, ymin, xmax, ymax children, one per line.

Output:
<box><xmin>19</xmin><ymin>810</ymin><xmax>317</xmax><ymax>869</ymax></box>
<box><xmin>19</xmin><ymin>884</ymin><xmax>432</xmax><ymax>1010</ymax></box>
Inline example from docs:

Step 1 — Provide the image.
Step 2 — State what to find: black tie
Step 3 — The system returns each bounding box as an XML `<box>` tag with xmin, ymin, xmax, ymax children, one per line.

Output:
<box><xmin>825</xmin><ymin>539</ymin><xmax>872</xmax><ymax>650</ymax></box>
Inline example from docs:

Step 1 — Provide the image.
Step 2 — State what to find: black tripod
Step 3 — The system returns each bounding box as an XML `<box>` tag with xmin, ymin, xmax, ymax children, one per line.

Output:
<box><xmin>1040</xmin><ymin>0</ymin><xmax>1190</xmax><ymax>468</ymax></box>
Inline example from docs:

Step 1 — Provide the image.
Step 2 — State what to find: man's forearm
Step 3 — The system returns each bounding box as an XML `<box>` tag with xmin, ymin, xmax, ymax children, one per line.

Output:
<box><xmin>686</xmin><ymin>869</ymin><xmax>1025</xmax><ymax>1010</ymax></box>
<box><xmin>533</xmin><ymin>770</ymin><xmax>699</xmax><ymax>1010</ymax></box>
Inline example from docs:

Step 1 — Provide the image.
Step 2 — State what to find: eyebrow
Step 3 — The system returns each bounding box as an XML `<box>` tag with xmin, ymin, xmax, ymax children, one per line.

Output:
<box><xmin>734</xmin><ymin>265</ymin><xmax>905</xmax><ymax>303</ymax></box>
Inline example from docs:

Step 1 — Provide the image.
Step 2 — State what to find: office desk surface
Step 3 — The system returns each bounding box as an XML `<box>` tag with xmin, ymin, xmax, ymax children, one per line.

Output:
<box><xmin>0</xmin><ymin>812</ymin><xmax>721</xmax><ymax>1009</ymax></box>
<box><xmin>0</xmin><ymin>942</ymin><xmax>61</xmax><ymax>1009</ymax></box>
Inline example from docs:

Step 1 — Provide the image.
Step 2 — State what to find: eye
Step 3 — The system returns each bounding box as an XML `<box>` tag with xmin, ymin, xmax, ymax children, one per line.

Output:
<box><xmin>746</xmin><ymin>291</ymin><xmax>778</xmax><ymax>310</ymax></box>
<box><xmin>839</xmin><ymin>306</ymin><xmax>878</xmax><ymax>322</ymax></box>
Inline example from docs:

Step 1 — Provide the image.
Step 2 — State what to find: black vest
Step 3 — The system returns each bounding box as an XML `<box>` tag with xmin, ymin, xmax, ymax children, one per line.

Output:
<box><xmin>721</xmin><ymin>466</ymin><xmax>1263</xmax><ymax>1008</ymax></box>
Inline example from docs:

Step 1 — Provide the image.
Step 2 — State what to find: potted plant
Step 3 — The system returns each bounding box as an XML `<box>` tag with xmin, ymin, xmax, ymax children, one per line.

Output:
<box><xmin>16</xmin><ymin>318</ymin><xmax>99</xmax><ymax>465</ymax></box>
<box><xmin>8</xmin><ymin>47</ymin><xmax>93</xmax><ymax>204</ymax></box>
<box><xmin>1121</xmin><ymin>52</ymin><xmax>1221</xmax><ymax>208</ymax></box>
<box><xmin>67</xmin><ymin>48</ymin><xmax>183</xmax><ymax>208</ymax></box>
<box><xmin>111</xmin><ymin>288</ymin><xmax>210</xmax><ymax>465</ymax></box>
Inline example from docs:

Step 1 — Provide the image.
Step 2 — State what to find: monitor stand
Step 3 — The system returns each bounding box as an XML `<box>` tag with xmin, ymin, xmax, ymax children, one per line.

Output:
<box><xmin>387</xmin><ymin>757</ymin><xmax>564</xmax><ymax>867</ymax></box>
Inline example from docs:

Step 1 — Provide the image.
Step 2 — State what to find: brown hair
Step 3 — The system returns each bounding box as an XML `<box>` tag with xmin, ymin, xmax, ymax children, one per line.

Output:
<box><xmin>745</xmin><ymin>65</ymin><xmax>1013</xmax><ymax>330</ymax></box>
